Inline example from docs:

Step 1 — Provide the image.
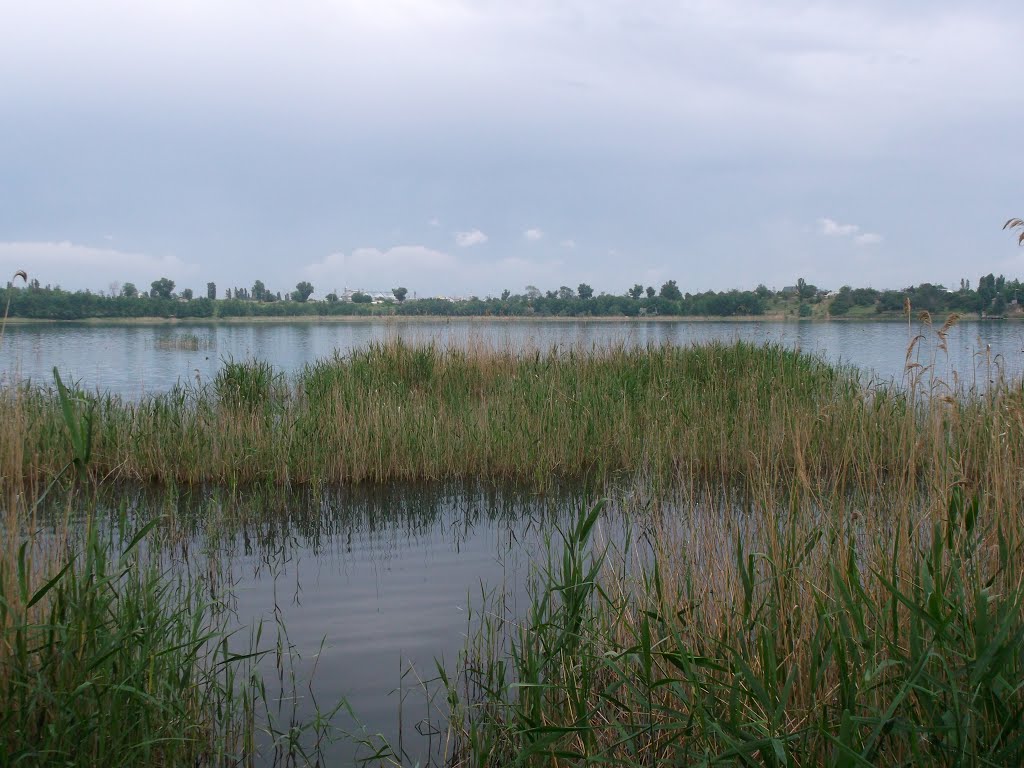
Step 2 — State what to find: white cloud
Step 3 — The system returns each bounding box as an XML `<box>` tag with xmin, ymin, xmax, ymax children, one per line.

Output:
<box><xmin>524</xmin><ymin>228</ymin><xmax>544</xmax><ymax>241</ymax></box>
<box><xmin>454</xmin><ymin>229</ymin><xmax>488</xmax><ymax>247</ymax></box>
<box><xmin>304</xmin><ymin>244</ymin><xmax>569</xmax><ymax>296</ymax></box>
<box><xmin>0</xmin><ymin>240</ymin><xmax>195</xmax><ymax>289</ymax></box>
<box><xmin>818</xmin><ymin>218</ymin><xmax>884</xmax><ymax>247</ymax></box>
<box><xmin>560</xmin><ymin>239</ymin><xmax>577</xmax><ymax>249</ymax></box>
<box><xmin>818</xmin><ymin>218</ymin><xmax>861</xmax><ymax>237</ymax></box>
<box><xmin>304</xmin><ymin>245</ymin><xmax>456</xmax><ymax>291</ymax></box>
<box><xmin>427</xmin><ymin>218</ymin><xmax>440</xmax><ymax>228</ymax></box>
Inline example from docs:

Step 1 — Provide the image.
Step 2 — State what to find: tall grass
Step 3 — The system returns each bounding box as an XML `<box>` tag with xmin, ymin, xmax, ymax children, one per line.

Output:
<box><xmin>436</xmin><ymin>484</ymin><xmax>1024</xmax><ymax>766</ymax></box>
<box><xmin>5</xmin><ymin>337</ymin><xmax>1021</xmax><ymax>501</ymax></box>
<box><xmin>0</xmin><ymin>368</ymin><xmax>344</xmax><ymax>766</ymax></box>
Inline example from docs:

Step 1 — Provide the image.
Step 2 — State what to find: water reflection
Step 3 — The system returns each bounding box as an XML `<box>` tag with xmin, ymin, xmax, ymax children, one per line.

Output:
<box><xmin>89</xmin><ymin>482</ymin><xmax>585</xmax><ymax>765</ymax></box>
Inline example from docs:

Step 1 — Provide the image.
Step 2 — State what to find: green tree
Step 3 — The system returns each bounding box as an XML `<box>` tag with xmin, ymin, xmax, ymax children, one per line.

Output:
<box><xmin>207</xmin><ymin>282</ymin><xmax>216</xmax><ymax>300</ymax></box>
<box><xmin>628</xmin><ymin>284</ymin><xmax>644</xmax><ymax>299</ymax></box>
<box><xmin>351</xmin><ymin>291</ymin><xmax>373</xmax><ymax>303</ymax></box>
<box><xmin>501</xmin><ymin>289</ymin><xmax>511</xmax><ymax>301</ymax></box>
<box><xmin>392</xmin><ymin>286</ymin><xmax>408</xmax><ymax>303</ymax></box>
<box><xmin>181</xmin><ymin>288</ymin><xmax>193</xmax><ymax>300</ymax></box>
<box><xmin>558</xmin><ymin>286</ymin><xmax>575</xmax><ymax>300</ymax></box>
<box><xmin>292</xmin><ymin>281</ymin><xmax>314</xmax><ymax>302</ymax></box>
<box><xmin>252</xmin><ymin>280</ymin><xmax>266</xmax><ymax>301</ymax></box>
<box><xmin>149</xmin><ymin>277</ymin><xmax>174</xmax><ymax>299</ymax></box>
<box><xmin>645</xmin><ymin>286</ymin><xmax>655</xmax><ymax>298</ymax></box>
<box><xmin>659</xmin><ymin>280</ymin><xmax>682</xmax><ymax>301</ymax></box>
<box><xmin>326</xmin><ymin>292</ymin><xmax>339</xmax><ymax>303</ymax></box>
<box><xmin>577</xmin><ymin>283</ymin><xmax>594</xmax><ymax>299</ymax></box>
<box><xmin>121</xmin><ymin>283</ymin><xmax>138</xmax><ymax>299</ymax></box>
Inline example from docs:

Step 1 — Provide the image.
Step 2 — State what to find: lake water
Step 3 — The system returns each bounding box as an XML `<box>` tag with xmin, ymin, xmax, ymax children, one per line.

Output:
<box><xmin>145</xmin><ymin>482</ymin><xmax>589</xmax><ymax>766</ymax></box>
<box><xmin>3</xmin><ymin>318</ymin><xmax>1024</xmax><ymax>397</ymax></box>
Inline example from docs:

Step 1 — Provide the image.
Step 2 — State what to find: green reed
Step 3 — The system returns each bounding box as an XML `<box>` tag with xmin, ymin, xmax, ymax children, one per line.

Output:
<box><xmin>8</xmin><ymin>338</ymin><xmax>1013</xmax><ymax>497</ymax></box>
<box><xmin>437</xmin><ymin>489</ymin><xmax>1024</xmax><ymax>767</ymax></box>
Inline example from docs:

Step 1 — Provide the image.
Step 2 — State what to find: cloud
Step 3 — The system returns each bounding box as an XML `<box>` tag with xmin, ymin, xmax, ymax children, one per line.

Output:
<box><xmin>524</xmin><ymin>228</ymin><xmax>544</xmax><ymax>241</ymax></box>
<box><xmin>454</xmin><ymin>229</ymin><xmax>488</xmax><ymax>247</ymax></box>
<box><xmin>303</xmin><ymin>244</ymin><xmax>568</xmax><ymax>296</ymax></box>
<box><xmin>427</xmin><ymin>218</ymin><xmax>440</xmax><ymax>228</ymax></box>
<box><xmin>818</xmin><ymin>218</ymin><xmax>861</xmax><ymax>237</ymax></box>
<box><xmin>0</xmin><ymin>240</ymin><xmax>195</xmax><ymax>289</ymax></box>
<box><xmin>560</xmin><ymin>239</ymin><xmax>577</xmax><ymax>249</ymax></box>
<box><xmin>304</xmin><ymin>245</ymin><xmax>456</xmax><ymax>291</ymax></box>
<box><xmin>818</xmin><ymin>218</ymin><xmax>883</xmax><ymax>246</ymax></box>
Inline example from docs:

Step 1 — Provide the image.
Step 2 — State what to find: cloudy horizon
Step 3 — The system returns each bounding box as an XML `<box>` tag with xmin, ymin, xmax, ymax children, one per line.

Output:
<box><xmin>2</xmin><ymin>0</ymin><xmax>1021</xmax><ymax>299</ymax></box>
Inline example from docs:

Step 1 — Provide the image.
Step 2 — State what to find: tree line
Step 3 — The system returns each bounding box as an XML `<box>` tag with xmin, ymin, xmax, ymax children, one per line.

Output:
<box><xmin>2</xmin><ymin>274</ymin><xmax>1022</xmax><ymax>321</ymax></box>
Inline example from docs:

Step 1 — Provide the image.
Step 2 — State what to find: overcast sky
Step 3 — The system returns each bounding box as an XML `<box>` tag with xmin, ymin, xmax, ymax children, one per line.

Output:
<box><xmin>1</xmin><ymin>0</ymin><xmax>1022</xmax><ymax>299</ymax></box>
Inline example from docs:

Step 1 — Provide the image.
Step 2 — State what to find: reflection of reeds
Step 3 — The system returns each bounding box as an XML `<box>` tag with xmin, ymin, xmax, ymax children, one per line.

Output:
<box><xmin>154</xmin><ymin>333</ymin><xmax>214</xmax><ymax>351</ymax></box>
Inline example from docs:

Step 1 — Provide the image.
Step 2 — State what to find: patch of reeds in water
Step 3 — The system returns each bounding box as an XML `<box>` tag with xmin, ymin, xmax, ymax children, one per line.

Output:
<box><xmin>6</xmin><ymin>334</ymin><xmax>1022</xmax><ymax>500</ymax></box>
<box><xmin>154</xmin><ymin>332</ymin><xmax>214</xmax><ymax>351</ymax></box>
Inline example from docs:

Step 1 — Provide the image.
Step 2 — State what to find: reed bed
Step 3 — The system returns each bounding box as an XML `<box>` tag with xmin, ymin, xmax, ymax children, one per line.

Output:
<box><xmin>438</xmin><ymin>482</ymin><xmax>1024</xmax><ymax>766</ymax></box>
<box><xmin>4</xmin><ymin>337</ymin><xmax>1021</xmax><ymax>501</ymax></box>
<box><xmin>154</xmin><ymin>332</ymin><xmax>214</xmax><ymax>351</ymax></box>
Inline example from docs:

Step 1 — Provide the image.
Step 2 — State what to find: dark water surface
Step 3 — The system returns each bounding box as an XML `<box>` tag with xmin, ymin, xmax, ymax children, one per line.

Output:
<box><xmin>3</xmin><ymin>318</ymin><xmax>1024</xmax><ymax>397</ymax></box>
<box><xmin>154</xmin><ymin>483</ymin><xmax>590</xmax><ymax>766</ymax></box>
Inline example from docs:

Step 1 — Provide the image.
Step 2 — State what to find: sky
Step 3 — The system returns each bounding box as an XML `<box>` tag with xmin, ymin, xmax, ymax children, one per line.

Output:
<box><xmin>1</xmin><ymin>0</ymin><xmax>1022</xmax><ymax>299</ymax></box>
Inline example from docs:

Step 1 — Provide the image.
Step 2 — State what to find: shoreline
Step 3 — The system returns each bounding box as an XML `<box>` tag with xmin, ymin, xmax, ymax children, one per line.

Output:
<box><xmin>0</xmin><ymin>312</ymin><xmax>1007</xmax><ymax>327</ymax></box>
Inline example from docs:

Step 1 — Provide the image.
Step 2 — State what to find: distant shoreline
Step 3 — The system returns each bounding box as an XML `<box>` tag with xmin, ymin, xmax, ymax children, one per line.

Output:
<box><xmin>0</xmin><ymin>313</ymin><xmax>1009</xmax><ymax>326</ymax></box>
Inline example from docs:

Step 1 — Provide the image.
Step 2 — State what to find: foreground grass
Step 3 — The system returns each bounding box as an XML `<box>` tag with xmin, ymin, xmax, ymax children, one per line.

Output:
<box><xmin>439</xmin><ymin>487</ymin><xmax>1024</xmax><ymax>766</ymax></box>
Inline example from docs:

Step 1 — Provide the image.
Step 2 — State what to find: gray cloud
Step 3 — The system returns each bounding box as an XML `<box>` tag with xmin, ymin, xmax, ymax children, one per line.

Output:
<box><xmin>0</xmin><ymin>1</ymin><xmax>1021</xmax><ymax>295</ymax></box>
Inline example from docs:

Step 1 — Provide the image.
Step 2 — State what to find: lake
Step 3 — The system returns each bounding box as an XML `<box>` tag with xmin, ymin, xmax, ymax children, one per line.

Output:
<box><xmin>2</xmin><ymin>318</ymin><xmax>1023</xmax><ymax>397</ymax></box>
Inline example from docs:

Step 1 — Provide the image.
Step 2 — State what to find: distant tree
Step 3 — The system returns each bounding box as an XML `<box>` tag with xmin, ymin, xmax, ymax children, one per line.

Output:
<box><xmin>252</xmin><ymin>280</ymin><xmax>266</xmax><ymax>301</ymax></box>
<box><xmin>207</xmin><ymin>282</ymin><xmax>216</xmax><ymax>300</ymax></box>
<box><xmin>121</xmin><ymin>282</ymin><xmax>139</xmax><ymax>299</ymax></box>
<box><xmin>292</xmin><ymin>281</ymin><xmax>314</xmax><ymax>302</ymax></box>
<box><xmin>628</xmin><ymin>284</ymin><xmax>644</xmax><ymax>300</ymax></box>
<box><xmin>392</xmin><ymin>286</ymin><xmax>408</xmax><ymax>303</ymax></box>
<box><xmin>150</xmin><ymin>277</ymin><xmax>174</xmax><ymax>299</ymax></box>
<box><xmin>351</xmin><ymin>291</ymin><xmax>373</xmax><ymax>303</ymax></box>
<box><xmin>501</xmin><ymin>289</ymin><xmax>511</xmax><ymax>301</ymax></box>
<box><xmin>181</xmin><ymin>288</ymin><xmax>193</xmax><ymax>300</ymax></box>
<box><xmin>659</xmin><ymin>280</ymin><xmax>682</xmax><ymax>301</ymax></box>
<box><xmin>797</xmin><ymin>277</ymin><xmax>817</xmax><ymax>301</ymax></box>
<box><xmin>525</xmin><ymin>285</ymin><xmax>541</xmax><ymax>300</ymax></box>
<box><xmin>225</xmin><ymin>288</ymin><xmax>232</xmax><ymax>300</ymax></box>
<box><xmin>326</xmin><ymin>292</ymin><xmax>339</xmax><ymax>303</ymax></box>
<box><xmin>558</xmin><ymin>286</ymin><xmax>575</xmax><ymax>300</ymax></box>
<box><xmin>799</xmin><ymin>302</ymin><xmax>812</xmax><ymax>317</ymax></box>
<box><xmin>645</xmin><ymin>286</ymin><xmax>656</xmax><ymax>299</ymax></box>
<box><xmin>577</xmin><ymin>283</ymin><xmax>594</xmax><ymax>299</ymax></box>
<box><xmin>754</xmin><ymin>283</ymin><xmax>771</xmax><ymax>299</ymax></box>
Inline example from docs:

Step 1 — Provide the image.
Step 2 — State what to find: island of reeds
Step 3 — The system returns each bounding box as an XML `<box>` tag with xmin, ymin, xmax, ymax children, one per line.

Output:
<box><xmin>3</xmin><ymin>330</ymin><xmax>1024</xmax><ymax>765</ymax></box>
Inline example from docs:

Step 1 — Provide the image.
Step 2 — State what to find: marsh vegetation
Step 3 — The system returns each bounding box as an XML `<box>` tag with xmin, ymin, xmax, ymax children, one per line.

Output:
<box><xmin>3</xmin><ymin>324</ymin><xmax>1024</xmax><ymax>765</ymax></box>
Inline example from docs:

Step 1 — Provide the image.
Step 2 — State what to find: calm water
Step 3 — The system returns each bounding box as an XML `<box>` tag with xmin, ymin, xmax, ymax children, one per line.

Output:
<box><xmin>3</xmin><ymin>318</ymin><xmax>1024</xmax><ymax>397</ymax></box>
<box><xmin>153</xmin><ymin>483</ymin><xmax>586</xmax><ymax>766</ymax></box>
